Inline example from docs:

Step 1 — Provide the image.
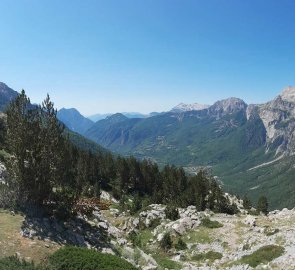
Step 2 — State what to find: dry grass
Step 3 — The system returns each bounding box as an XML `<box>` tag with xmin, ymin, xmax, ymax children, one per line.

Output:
<box><xmin>0</xmin><ymin>209</ymin><xmax>60</xmax><ymax>263</ymax></box>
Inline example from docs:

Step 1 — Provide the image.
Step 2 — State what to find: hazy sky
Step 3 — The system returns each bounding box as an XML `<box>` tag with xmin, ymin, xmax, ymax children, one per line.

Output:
<box><xmin>0</xmin><ymin>0</ymin><xmax>294</xmax><ymax>115</ymax></box>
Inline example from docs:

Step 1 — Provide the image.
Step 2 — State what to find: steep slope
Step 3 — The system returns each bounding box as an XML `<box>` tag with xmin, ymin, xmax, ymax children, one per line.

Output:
<box><xmin>0</xmin><ymin>82</ymin><xmax>19</xmax><ymax>111</ymax></box>
<box><xmin>65</xmin><ymin>129</ymin><xmax>109</xmax><ymax>155</ymax></box>
<box><xmin>57</xmin><ymin>108</ymin><xmax>94</xmax><ymax>135</ymax></box>
<box><xmin>84</xmin><ymin>89</ymin><xmax>295</xmax><ymax>209</ymax></box>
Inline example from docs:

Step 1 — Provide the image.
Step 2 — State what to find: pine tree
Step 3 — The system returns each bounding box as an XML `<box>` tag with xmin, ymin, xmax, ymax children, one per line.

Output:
<box><xmin>243</xmin><ymin>195</ymin><xmax>252</xmax><ymax>210</ymax></box>
<box><xmin>6</xmin><ymin>90</ymin><xmax>32</xmax><ymax>203</ymax></box>
<box><xmin>257</xmin><ymin>196</ymin><xmax>268</xmax><ymax>215</ymax></box>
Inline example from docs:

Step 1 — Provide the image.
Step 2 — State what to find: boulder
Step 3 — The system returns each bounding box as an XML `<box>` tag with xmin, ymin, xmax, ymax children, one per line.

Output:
<box><xmin>98</xmin><ymin>221</ymin><xmax>109</xmax><ymax>230</ymax></box>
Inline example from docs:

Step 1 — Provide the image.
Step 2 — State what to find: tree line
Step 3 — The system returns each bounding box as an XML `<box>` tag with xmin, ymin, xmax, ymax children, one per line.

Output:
<box><xmin>0</xmin><ymin>90</ymin><xmax>240</xmax><ymax>216</ymax></box>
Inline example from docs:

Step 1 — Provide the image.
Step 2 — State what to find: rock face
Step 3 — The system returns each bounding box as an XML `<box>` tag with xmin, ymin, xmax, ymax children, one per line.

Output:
<box><xmin>209</xmin><ymin>97</ymin><xmax>248</xmax><ymax>117</ymax></box>
<box><xmin>254</xmin><ymin>87</ymin><xmax>295</xmax><ymax>155</ymax></box>
<box><xmin>280</xmin><ymin>86</ymin><xmax>295</xmax><ymax>103</ymax></box>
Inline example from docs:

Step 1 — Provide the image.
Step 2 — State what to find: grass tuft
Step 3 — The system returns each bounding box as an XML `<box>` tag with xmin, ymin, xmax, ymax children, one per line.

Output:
<box><xmin>239</xmin><ymin>245</ymin><xmax>284</xmax><ymax>267</ymax></box>
<box><xmin>201</xmin><ymin>218</ymin><xmax>223</xmax><ymax>228</ymax></box>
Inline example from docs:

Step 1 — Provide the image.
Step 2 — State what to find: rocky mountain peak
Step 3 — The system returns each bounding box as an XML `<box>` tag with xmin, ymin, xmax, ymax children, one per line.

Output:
<box><xmin>280</xmin><ymin>86</ymin><xmax>295</xmax><ymax>103</ymax></box>
<box><xmin>209</xmin><ymin>97</ymin><xmax>247</xmax><ymax>116</ymax></box>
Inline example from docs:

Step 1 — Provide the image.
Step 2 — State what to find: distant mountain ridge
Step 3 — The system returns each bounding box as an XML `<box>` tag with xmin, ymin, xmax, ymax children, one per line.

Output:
<box><xmin>57</xmin><ymin>108</ymin><xmax>94</xmax><ymax>135</ymax></box>
<box><xmin>88</xmin><ymin>112</ymin><xmax>160</xmax><ymax>122</ymax></box>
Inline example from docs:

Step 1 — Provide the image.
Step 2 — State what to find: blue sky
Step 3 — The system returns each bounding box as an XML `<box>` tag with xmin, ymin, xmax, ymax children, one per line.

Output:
<box><xmin>0</xmin><ymin>0</ymin><xmax>294</xmax><ymax>115</ymax></box>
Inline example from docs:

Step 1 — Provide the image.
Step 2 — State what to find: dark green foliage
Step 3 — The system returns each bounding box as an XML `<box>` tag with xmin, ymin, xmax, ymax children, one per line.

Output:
<box><xmin>243</xmin><ymin>195</ymin><xmax>252</xmax><ymax>210</ymax></box>
<box><xmin>0</xmin><ymin>256</ymin><xmax>39</xmax><ymax>270</ymax></box>
<box><xmin>47</xmin><ymin>246</ymin><xmax>137</xmax><ymax>270</ymax></box>
<box><xmin>5</xmin><ymin>91</ymin><xmax>75</xmax><ymax>207</ymax></box>
<box><xmin>239</xmin><ymin>245</ymin><xmax>284</xmax><ymax>267</ymax></box>
<box><xmin>165</xmin><ymin>205</ymin><xmax>180</xmax><ymax>221</ymax></box>
<box><xmin>160</xmin><ymin>232</ymin><xmax>173</xmax><ymax>251</ymax></box>
<box><xmin>0</xmin><ymin>116</ymin><xmax>6</xmax><ymax>149</ymax></box>
<box><xmin>129</xmin><ymin>231</ymin><xmax>142</xmax><ymax>247</ymax></box>
<box><xmin>257</xmin><ymin>196</ymin><xmax>269</xmax><ymax>215</ymax></box>
<box><xmin>175</xmin><ymin>238</ymin><xmax>187</xmax><ymax>250</ymax></box>
<box><xmin>201</xmin><ymin>218</ymin><xmax>223</xmax><ymax>228</ymax></box>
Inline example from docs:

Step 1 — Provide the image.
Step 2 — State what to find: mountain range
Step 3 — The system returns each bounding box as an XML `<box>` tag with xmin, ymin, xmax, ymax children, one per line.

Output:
<box><xmin>1</xmin><ymin>81</ymin><xmax>295</xmax><ymax>209</ymax></box>
<box><xmin>83</xmin><ymin>86</ymin><xmax>295</xmax><ymax>209</ymax></box>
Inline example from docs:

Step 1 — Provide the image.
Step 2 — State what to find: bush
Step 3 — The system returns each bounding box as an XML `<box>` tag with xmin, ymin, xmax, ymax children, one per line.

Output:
<box><xmin>265</xmin><ymin>228</ymin><xmax>279</xmax><ymax>236</ymax></box>
<box><xmin>0</xmin><ymin>256</ymin><xmax>39</xmax><ymax>270</ymax></box>
<box><xmin>239</xmin><ymin>245</ymin><xmax>284</xmax><ymax>267</ymax></box>
<box><xmin>175</xmin><ymin>238</ymin><xmax>187</xmax><ymax>250</ymax></box>
<box><xmin>129</xmin><ymin>231</ymin><xmax>142</xmax><ymax>247</ymax></box>
<box><xmin>47</xmin><ymin>246</ymin><xmax>137</xmax><ymax>270</ymax></box>
<box><xmin>192</xmin><ymin>251</ymin><xmax>222</xmax><ymax>262</ymax></box>
<box><xmin>201</xmin><ymin>218</ymin><xmax>223</xmax><ymax>228</ymax></box>
<box><xmin>165</xmin><ymin>205</ymin><xmax>180</xmax><ymax>221</ymax></box>
<box><xmin>160</xmin><ymin>232</ymin><xmax>173</xmax><ymax>251</ymax></box>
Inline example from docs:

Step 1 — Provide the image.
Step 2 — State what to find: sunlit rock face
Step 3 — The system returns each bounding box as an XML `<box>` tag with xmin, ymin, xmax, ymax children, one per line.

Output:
<box><xmin>255</xmin><ymin>86</ymin><xmax>295</xmax><ymax>155</ymax></box>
